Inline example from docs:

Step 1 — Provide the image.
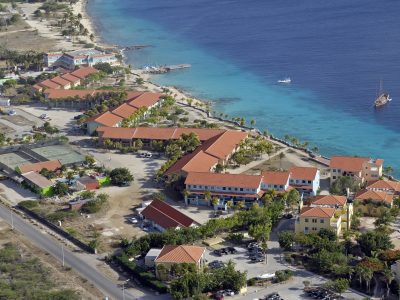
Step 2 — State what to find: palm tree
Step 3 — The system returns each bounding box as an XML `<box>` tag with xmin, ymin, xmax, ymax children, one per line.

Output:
<box><xmin>211</xmin><ymin>197</ymin><xmax>219</xmax><ymax>213</ymax></box>
<box><xmin>250</xmin><ymin>119</ymin><xmax>256</xmax><ymax>127</ymax></box>
<box><xmin>363</xmin><ymin>268</ymin><xmax>373</xmax><ymax>292</ymax></box>
<box><xmin>382</xmin><ymin>268</ymin><xmax>394</xmax><ymax>297</ymax></box>
<box><xmin>235</xmin><ymin>200</ymin><xmax>246</xmax><ymax>211</ymax></box>
<box><xmin>226</xmin><ymin>200</ymin><xmax>234</xmax><ymax>213</ymax></box>
<box><xmin>204</xmin><ymin>191</ymin><xmax>212</xmax><ymax>206</ymax></box>
<box><xmin>182</xmin><ymin>189</ymin><xmax>190</xmax><ymax>205</ymax></box>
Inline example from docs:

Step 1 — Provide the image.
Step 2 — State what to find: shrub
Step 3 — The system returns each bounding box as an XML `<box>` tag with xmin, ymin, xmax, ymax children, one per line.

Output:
<box><xmin>273</xmin><ymin>269</ymin><xmax>294</xmax><ymax>283</ymax></box>
<box><xmin>247</xmin><ymin>278</ymin><xmax>257</xmax><ymax>286</ymax></box>
<box><xmin>47</xmin><ymin>210</ymin><xmax>78</xmax><ymax>223</ymax></box>
<box><xmin>18</xmin><ymin>200</ymin><xmax>39</xmax><ymax>209</ymax></box>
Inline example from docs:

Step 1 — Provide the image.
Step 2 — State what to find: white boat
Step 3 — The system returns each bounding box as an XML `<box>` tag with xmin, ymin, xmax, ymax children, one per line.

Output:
<box><xmin>278</xmin><ymin>77</ymin><xmax>291</xmax><ymax>84</ymax></box>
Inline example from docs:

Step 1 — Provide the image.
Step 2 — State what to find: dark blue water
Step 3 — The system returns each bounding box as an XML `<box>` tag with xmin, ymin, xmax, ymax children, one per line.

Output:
<box><xmin>89</xmin><ymin>0</ymin><xmax>400</xmax><ymax>174</ymax></box>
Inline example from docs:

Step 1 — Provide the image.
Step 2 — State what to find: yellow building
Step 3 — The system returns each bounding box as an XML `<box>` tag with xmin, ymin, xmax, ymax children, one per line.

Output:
<box><xmin>154</xmin><ymin>245</ymin><xmax>206</xmax><ymax>281</ymax></box>
<box><xmin>309</xmin><ymin>195</ymin><xmax>353</xmax><ymax>230</ymax></box>
<box><xmin>295</xmin><ymin>206</ymin><xmax>342</xmax><ymax>236</ymax></box>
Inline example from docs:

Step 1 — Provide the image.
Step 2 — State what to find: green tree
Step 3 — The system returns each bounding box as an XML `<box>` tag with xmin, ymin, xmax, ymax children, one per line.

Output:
<box><xmin>286</xmin><ymin>189</ymin><xmax>300</xmax><ymax>210</ymax></box>
<box><xmin>109</xmin><ymin>168</ymin><xmax>134</xmax><ymax>186</ymax></box>
<box><xmin>278</xmin><ymin>230</ymin><xmax>295</xmax><ymax>251</ymax></box>
<box><xmin>324</xmin><ymin>279</ymin><xmax>349</xmax><ymax>296</ymax></box>
<box><xmin>211</xmin><ymin>197</ymin><xmax>219</xmax><ymax>212</ymax></box>
<box><xmin>374</xmin><ymin>209</ymin><xmax>395</xmax><ymax>227</ymax></box>
<box><xmin>53</xmin><ymin>182</ymin><xmax>69</xmax><ymax>196</ymax></box>
<box><xmin>84</xmin><ymin>155</ymin><xmax>96</xmax><ymax>167</ymax></box>
<box><xmin>357</xmin><ymin>230</ymin><xmax>394</xmax><ymax>256</ymax></box>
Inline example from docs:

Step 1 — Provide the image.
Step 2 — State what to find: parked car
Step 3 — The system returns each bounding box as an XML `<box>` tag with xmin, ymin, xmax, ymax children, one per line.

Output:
<box><xmin>251</xmin><ymin>256</ymin><xmax>264</xmax><ymax>262</ymax></box>
<box><xmin>208</xmin><ymin>260</ymin><xmax>225</xmax><ymax>269</ymax></box>
<box><xmin>213</xmin><ymin>249</ymin><xmax>222</xmax><ymax>256</ymax></box>
<box><xmin>145</xmin><ymin>153</ymin><xmax>152</xmax><ymax>158</ymax></box>
<box><xmin>140</xmin><ymin>152</ymin><xmax>147</xmax><ymax>158</ymax></box>
<box><xmin>227</xmin><ymin>246</ymin><xmax>237</xmax><ymax>254</ymax></box>
<box><xmin>128</xmin><ymin>217</ymin><xmax>138</xmax><ymax>224</ymax></box>
<box><xmin>40</xmin><ymin>113</ymin><xmax>47</xmax><ymax>119</ymax></box>
<box><xmin>8</xmin><ymin>109</ymin><xmax>16</xmax><ymax>116</ymax></box>
<box><xmin>223</xmin><ymin>289</ymin><xmax>235</xmax><ymax>296</ymax></box>
<box><xmin>265</xmin><ymin>292</ymin><xmax>282</xmax><ymax>300</ymax></box>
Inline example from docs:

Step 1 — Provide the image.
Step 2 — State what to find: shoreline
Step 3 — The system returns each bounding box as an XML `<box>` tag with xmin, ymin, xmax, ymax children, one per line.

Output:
<box><xmin>80</xmin><ymin>0</ymin><xmax>329</xmax><ymax>168</ymax></box>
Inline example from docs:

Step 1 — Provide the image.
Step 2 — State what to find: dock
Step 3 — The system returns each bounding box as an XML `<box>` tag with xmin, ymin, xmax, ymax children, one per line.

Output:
<box><xmin>121</xmin><ymin>45</ymin><xmax>153</xmax><ymax>51</ymax></box>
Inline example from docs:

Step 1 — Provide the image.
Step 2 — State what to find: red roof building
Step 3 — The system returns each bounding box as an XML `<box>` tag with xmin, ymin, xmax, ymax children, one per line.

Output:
<box><xmin>140</xmin><ymin>199</ymin><xmax>198</xmax><ymax>231</ymax></box>
<box><xmin>18</xmin><ymin>160</ymin><xmax>62</xmax><ymax>174</ymax></box>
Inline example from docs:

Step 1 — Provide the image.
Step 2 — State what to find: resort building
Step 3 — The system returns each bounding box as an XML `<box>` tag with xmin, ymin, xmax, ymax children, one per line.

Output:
<box><xmin>44</xmin><ymin>49</ymin><xmax>119</xmax><ymax>69</ymax></box>
<box><xmin>366</xmin><ymin>179</ymin><xmax>400</xmax><ymax>195</ymax></box>
<box><xmin>289</xmin><ymin>166</ymin><xmax>320</xmax><ymax>197</ymax></box>
<box><xmin>33</xmin><ymin>67</ymin><xmax>98</xmax><ymax>93</ymax></box>
<box><xmin>85</xmin><ymin>92</ymin><xmax>163</xmax><ymax>134</ymax></box>
<box><xmin>295</xmin><ymin>206</ymin><xmax>342</xmax><ymax>236</ymax></box>
<box><xmin>308</xmin><ymin>195</ymin><xmax>352</xmax><ymax>230</ymax></box>
<box><xmin>96</xmin><ymin>127</ymin><xmax>247</xmax><ymax>177</ymax></box>
<box><xmin>261</xmin><ymin>171</ymin><xmax>291</xmax><ymax>192</ymax></box>
<box><xmin>140</xmin><ymin>199</ymin><xmax>198</xmax><ymax>232</ymax></box>
<box><xmin>329</xmin><ymin>156</ymin><xmax>384</xmax><ymax>184</ymax></box>
<box><xmin>353</xmin><ymin>189</ymin><xmax>393</xmax><ymax>217</ymax></box>
<box><xmin>184</xmin><ymin>172</ymin><xmax>264</xmax><ymax>206</ymax></box>
<box><xmin>154</xmin><ymin>245</ymin><xmax>206</xmax><ymax>281</ymax></box>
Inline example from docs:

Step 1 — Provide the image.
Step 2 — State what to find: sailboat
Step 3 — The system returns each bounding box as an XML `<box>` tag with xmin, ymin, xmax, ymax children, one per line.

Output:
<box><xmin>374</xmin><ymin>80</ymin><xmax>392</xmax><ymax>108</ymax></box>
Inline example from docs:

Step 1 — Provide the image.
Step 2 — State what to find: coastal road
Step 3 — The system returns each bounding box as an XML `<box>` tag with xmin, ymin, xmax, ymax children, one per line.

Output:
<box><xmin>0</xmin><ymin>203</ymin><xmax>137</xmax><ymax>300</ymax></box>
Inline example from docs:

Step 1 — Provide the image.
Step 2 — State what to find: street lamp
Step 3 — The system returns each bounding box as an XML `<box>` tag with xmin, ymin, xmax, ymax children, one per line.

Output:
<box><xmin>10</xmin><ymin>210</ymin><xmax>14</xmax><ymax>230</ymax></box>
<box><xmin>122</xmin><ymin>279</ymin><xmax>130</xmax><ymax>300</ymax></box>
<box><xmin>61</xmin><ymin>244</ymin><xmax>65</xmax><ymax>267</ymax></box>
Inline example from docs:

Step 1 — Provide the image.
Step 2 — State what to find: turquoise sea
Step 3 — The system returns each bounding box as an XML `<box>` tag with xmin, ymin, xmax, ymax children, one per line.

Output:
<box><xmin>88</xmin><ymin>0</ymin><xmax>400</xmax><ymax>175</ymax></box>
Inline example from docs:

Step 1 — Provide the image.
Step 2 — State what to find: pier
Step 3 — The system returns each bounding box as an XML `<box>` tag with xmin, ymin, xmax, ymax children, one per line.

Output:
<box><xmin>121</xmin><ymin>45</ymin><xmax>153</xmax><ymax>51</ymax></box>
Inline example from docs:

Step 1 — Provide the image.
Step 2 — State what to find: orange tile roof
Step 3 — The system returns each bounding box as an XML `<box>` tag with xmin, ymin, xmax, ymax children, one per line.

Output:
<box><xmin>19</xmin><ymin>160</ymin><xmax>62</xmax><ymax>174</ymax></box>
<box><xmin>330</xmin><ymin>156</ymin><xmax>369</xmax><ymax>172</ymax></box>
<box><xmin>90</xmin><ymin>111</ymin><xmax>123</xmax><ymax>127</ymax></box>
<box><xmin>165</xmin><ymin>150</ymin><xmax>219</xmax><ymax>175</ymax></box>
<box><xmin>202</xmin><ymin>130</ymin><xmax>248</xmax><ymax>160</ymax></box>
<box><xmin>50</xmin><ymin>76</ymin><xmax>71</xmax><ymax>87</ymax></box>
<box><xmin>111</xmin><ymin>103</ymin><xmax>138</xmax><ymax>119</ymax></box>
<box><xmin>40</xmin><ymin>79</ymin><xmax>61</xmax><ymax>89</ymax></box>
<box><xmin>32</xmin><ymin>84</ymin><xmax>43</xmax><ymax>91</ymax></box>
<box><xmin>354</xmin><ymin>189</ymin><xmax>394</xmax><ymax>205</ymax></box>
<box><xmin>300</xmin><ymin>206</ymin><xmax>336</xmax><ymax>218</ymax></box>
<box><xmin>155</xmin><ymin>245</ymin><xmax>205</xmax><ymax>264</ymax></box>
<box><xmin>61</xmin><ymin>73</ymin><xmax>81</xmax><ymax>84</ymax></box>
<box><xmin>132</xmin><ymin>127</ymin><xmax>177</xmax><ymax>140</ymax></box>
<box><xmin>262</xmin><ymin>171</ymin><xmax>290</xmax><ymax>185</ymax></box>
<box><xmin>128</xmin><ymin>92</ymin><xmax>162</xmax><ymax>108</ymax></box>
<box><xmin>126</xmin><ymin>91</ymin><xmax>145</xmax><ymax>100</ymax></box>
<box><xmin>311</xmin><ymin>195</ymin><xmax>347</xmax><ymax>207</ymax></box>
<box><xmin>185</xmin><ymin>172</ymin><xmax>262</xmax><ymax>189</ymax></box>
<box><xmin>97</xmin><ymin>127</ymin><xmax>136</xmax><ymax>140</ymax></box>
<box><xmin>70</xmin><ymin>66</ymin><xmax>98</xmax><ymax>79</ymax></box>
<box><xmin>172</xmin><ymin>128</ymin><xmax>225</xmax><ymax>141</ymax></box>
<box><xmin>366</xmin><ymin>180</ymin><xmax>400</xmax><ymax>193</ymax></box>
<box><xmin>289</xmin><ymin>166</ymin><xmax>318</xmax><ymax>180</ymax></box>
<box><xmin>44</xmin><ymin>89</ymin><xmax>109</xmax><ymax>100</ymax></box>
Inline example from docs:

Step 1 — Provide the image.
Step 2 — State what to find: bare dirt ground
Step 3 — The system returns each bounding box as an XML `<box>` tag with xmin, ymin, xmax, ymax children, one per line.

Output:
<box><xmin>0</xmin><ymin>219</ymin><xmax>103</xmax><ymax>299</ymax></box>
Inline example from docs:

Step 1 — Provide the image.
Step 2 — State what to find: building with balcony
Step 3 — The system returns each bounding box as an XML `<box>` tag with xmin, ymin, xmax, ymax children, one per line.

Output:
<box><xmin>366</xmin><ymin>179</ymin><xmax>400</xmax><ymax>195</ymax></box>
<box><xmin>184</xmin><ymin>172</ymin><xmax>264</xmax><ymax>207</ymax></box>
<box><xmin>329</xmin><ymin>156</ymin><xmax>383</xmax><ymax>185</ymax></box>
<box><xmin>261</xmin><ymin>171</ymin><xmax>291</xmax><ymax>192</ymax></box>
<box><xmin>289</xmin><ymin>166</ymin><xmax>320</xmax><ymax>197</ymax></box>
<box><xmin>295</xmin><ymin>206</ymin><xmax>342</xmax><ymax>236</ymax></box>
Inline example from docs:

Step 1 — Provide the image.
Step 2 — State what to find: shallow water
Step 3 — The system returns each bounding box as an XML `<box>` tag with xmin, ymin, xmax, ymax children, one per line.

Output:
<box><xmin>89</xmin><ymin>0</ymin><xmax>400</xmax><ymax>175</ymax></box>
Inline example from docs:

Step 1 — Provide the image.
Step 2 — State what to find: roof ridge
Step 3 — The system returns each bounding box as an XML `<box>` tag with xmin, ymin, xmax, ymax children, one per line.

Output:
<box><xmin>149</xmin><ymin>200</ymin><xmax>187</xmax><ymax>228</ymax></box>
<box><xmin>180</xmin><ymin>245</ymin><xmax>198</xmax><ymax>262</ymax></box>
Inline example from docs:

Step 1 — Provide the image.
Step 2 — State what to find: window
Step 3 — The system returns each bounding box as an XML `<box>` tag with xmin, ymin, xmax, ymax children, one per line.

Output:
<box><xmin>234</xmin><ymin>188</ymin><xmax>238</xmax><ymax>191</ymax></box>
<box><xmin>312</xmin><ymin>227</ymin><xmax>317</xmax><ymax>231</ymax></box>
<box><xmin>305</xmin><ymin>218</ymin><xmax>309</xmax><ymax>223</ymax></box>
<box><xmin>333</xmin><ymin>176</ymin><xmax>336</xmax><ymax>179</ymax></box>
<box><xmin>320</xmin><ymin>219</ymin><xmax>324</xmax><ymax>223</ymax></box>
<box><xmin>305</xmin><ymin>227</ymin><xmax>309</xmax><ymax>230</ymax></box>
<box><xmin>222</xmin><ymin>187</ymin><xmax>226</xmax><ymax>191</ymax></box>
<box><xmin>193</xmin><ymin>185</ymin><xmax>197</xmax><ymax>188</ymax></box>
<box><xmin>312</xmin><ymin>219</ymin><xmax>317</xmax><ymax>223</ymax></box>
<box><xmin>308</xmin><ymin>180</ymin><xmax>312</xmax><ymax>184</ymax></box>
<box><xmin>240</xmin><ymin>188</ymin><xmax>243</xmax><ymax>191</ymax></box>
<box><xmin>228</xmin><ymin>187</ymin><xmax>231</xmax><ymax>191</ymax></box>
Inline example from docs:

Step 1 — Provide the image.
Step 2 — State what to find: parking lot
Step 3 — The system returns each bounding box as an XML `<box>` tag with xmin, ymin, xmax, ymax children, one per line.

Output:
<box><xmin>0</xmin><ymin>107</ymin><xmax>44</xmax><ymax>137</ymax></box>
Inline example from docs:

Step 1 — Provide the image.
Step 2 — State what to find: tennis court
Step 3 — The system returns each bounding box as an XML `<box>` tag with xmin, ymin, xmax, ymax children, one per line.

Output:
<box><xmin>31</xmin><ymin>145</ymin><xmax>85</xmax><ymax>166</ymax></box>
<box><xmin>0</xmin><ymin>153</ymin><xmax>32</xmax><ymax>170</ymax></box>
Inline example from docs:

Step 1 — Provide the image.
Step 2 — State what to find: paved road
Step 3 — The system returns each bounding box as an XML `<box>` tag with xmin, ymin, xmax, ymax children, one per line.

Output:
<box><xmin>0</xmin><ymin>203</ymin><xmax>136</xmax><ymax>300</ymax></box>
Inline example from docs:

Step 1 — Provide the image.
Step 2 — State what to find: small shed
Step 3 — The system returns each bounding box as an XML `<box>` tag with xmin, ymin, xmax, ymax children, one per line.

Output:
<box><xmin>72</xmin><ymin>176</ymin><xmax>99</xmax><ymax>191</ymax></box>
<box><xmin>145</xmin><ymin>248</ymin><xmax>162</xmax><ymax>268</ymax></box>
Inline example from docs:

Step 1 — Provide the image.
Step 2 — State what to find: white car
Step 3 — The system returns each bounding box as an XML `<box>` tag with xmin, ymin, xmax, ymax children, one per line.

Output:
<box><xmin>129</xmin><ymin>217</ymin><xmax>138</xmax><ymax>224</ymax></box>
<box><xmin>145</xmin><ymin>153</ymin><xmax>152</xmax><ymax>158</ymax></box>
<box><xmin>8</xmin><ymin>109</ymin><xmax>16</xmax><ymax>116</ymax></box>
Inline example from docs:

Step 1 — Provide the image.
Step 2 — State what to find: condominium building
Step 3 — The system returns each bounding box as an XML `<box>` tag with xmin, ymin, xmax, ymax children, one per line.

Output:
<box><xmin>289</xmin><ymin>166</ymin><xmax>320</xmax><ymax>197</ymax></box>
<box><xmin>330</xmin><ymin>156</ymin><xmax>383</xmax><ymax>184</ymax></box>
<box><xmin>295</xmin><ymin>206</ymin><xmax>342</xmax><ymax>236</ymax></box>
